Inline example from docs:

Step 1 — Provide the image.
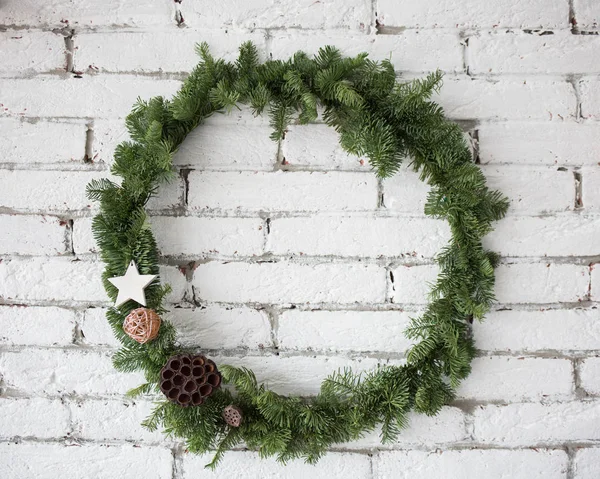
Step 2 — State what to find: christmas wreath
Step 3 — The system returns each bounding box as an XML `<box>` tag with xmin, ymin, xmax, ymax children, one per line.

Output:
<box><xmin>87</xmin><ymin>42</ymin><xmax>508</xmax><ymax>467</ymax></box>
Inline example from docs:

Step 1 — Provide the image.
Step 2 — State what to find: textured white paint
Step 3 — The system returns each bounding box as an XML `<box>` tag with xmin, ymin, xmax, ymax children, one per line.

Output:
<box><xmin>0</xmin><ymin>443</ymin><xmax>173</xmax><ymax>479</ymax></box>
<box><xmin>187</xmin><ymin>171</ymin><xmax>379</xmax><ymax>212</ymax></box>
<box><xmin>192</xmin><ymin>261</ymin><xmax>387</xmax><ymax>304</ymax></box>
<box><xmin>0</xmin><ymin>118</ymin><xmax>86</xmax><ymax>164</ymax></box>
<box><xmin>456</xmin><ymin>356</ymin><xmax>573</xmax><ymax>401</ymax></box>
<box><xmin>0</xmin><ymin>215</ymin><xmax>68</xmax><ymax>255</ymax></box>
<box><xmin>376</xmin><ymin>0</ymin><xmax>569</xmax><ymax>28</ymax></box>
<box><xmin>469</xmin><ymin>31</ymin><xmax>600</xmax><ymax>74</ymax></box>
<box><xmin>0</xmin><ymin>31</ymin><xmax>65</xmax><ymax>75</ymax></box>
<box><xmin>268</xmin><ymin>216</ymin><xmax>449</xmax><ymax>257</ymax></box>
<box><xmin>575</xmin><ymin>0</ymin><xmax>600</xmax><ymax>31</ymax></box>
<box><xmin>475</xmin><ymin>309</ymin><xmax>600</xmax><ymax>352</ymax></box>
<box><xmin>580</xmin><ymin>79</ymin><xmax>600</xmax><ymax>118</ymax></box>
<box><xmin>374</xmin><ymin>449</ymin><xmax>568</xmax><ymax>479</ymax></box>
<box><xmin>0</xmin><ymin>306</ymin><xmax>75</xmax><ymax>346</ymax></box>
<box><xmin>478</xmin><ymin>122</ymin><xmax>600</xmax><ymax>166</ymax></box>
<box><xmin>472</xmin><ymin>402</ymin><xmax>600</xmax><ymax>445</ymax></box>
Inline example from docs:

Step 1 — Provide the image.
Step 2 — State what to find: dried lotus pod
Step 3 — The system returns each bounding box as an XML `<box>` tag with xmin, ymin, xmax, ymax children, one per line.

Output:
<box><xmin>159</xmin><ymin>353</ymin><xmax>222</xmax><ymax>407</ymax></box>
<box><xmin>223</xmin><ymin>405</ymin><xmax>243</xmax><ymax>427</ymax></box>
<box><xmin>123</xmin><ymin>308</ymin><xmax>161</xmax><ymax>344</ymax></box>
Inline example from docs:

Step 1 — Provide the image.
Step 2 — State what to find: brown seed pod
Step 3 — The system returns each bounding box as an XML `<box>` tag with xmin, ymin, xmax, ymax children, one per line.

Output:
<box><xmin>123</xmin><ymin>308</ymin><xmax>161</xmax><ymax>344</ymax></box>
<box><xmin>159</xmin><ymin>353</ymin><xmax>222</xmax><ymax>407</ymax></box>
<box><xmin>223</xmin><ymin>405</ymin><xmax>243</xmax><ymax>427</ymax></box>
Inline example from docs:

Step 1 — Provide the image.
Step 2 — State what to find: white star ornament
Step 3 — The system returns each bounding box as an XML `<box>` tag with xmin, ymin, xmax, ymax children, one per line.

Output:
<box><xmin>107</xmin><ymin>261</ymin><xmax>157</xmax><ymax>307</ymax></box>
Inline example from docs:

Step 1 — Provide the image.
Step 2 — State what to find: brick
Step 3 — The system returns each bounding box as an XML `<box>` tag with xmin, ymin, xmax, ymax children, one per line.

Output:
<box><xmin>0</xmin><ymin>257</ymin><xmax>106</xmax><ymax>303</ymax></box>
<box><xmin>89</xmin><ymin>119</ymin><xmax>129</xmax><ymax>164</ymax></box>
<box><xmin>151</xmin><ymin>216</ymin><xmax>265</xmax><ymax>257</ymax></box>
<box><xmin>495</xmin><ymin>263</ymin><xmax>589</xmax><ymax>304</ymax></box>
<box><xmin>340</xmin><ymin>407</ymin><xmax>468</xmax><ymax>447</ymax></box>
<box><xmin>370</xmin><ymin>30</ymin><xmax>464</xmax><ymax>73</ymax></box>
<box><xmin>482</xmin><ymin>165</ymin><xmax>574</xmax><ymax>215</ymax></box>
<box><xmin>281</xmin><ymin>124</ymin><xmax>364</xmax><ymax>170</ymax></box>
<box><xmin>478</xmin><ymin>122</ymin><xmax>600</xmax><ymax>166</ymax></box>
<box><xmin>0</xmin><ymin>306</ymin><xmax>75</xmax><ymax>346</ymax></box>
<box><xmin>278</xmin><ymin>309</ymin><xmax>413</xmax><ymax>353</ymax></box>
<box><xmin>383</xmin><ymin>165</ymin><xmax>433</xmax><ymax>214</ymax></box>
<box><xmin>211</xmin><ymin>353</ymin><xmax>384</xmax><ymax>396</ymax></box>
<box><xmin>376</xmin><ymin>0</ymin><xmax>569</xmax><ymax>28</ymax></box>
<box><xmin>432</xmin><ymin>78</ymin><xmax>575</xmax><ymax>120</ymax></box>
<box><xmin>80</xmin><ymin>308</ymin><xmax>119</xmax><ymax>348</ymax></box>
<box><xmin>146</xmin><ymin>179</ymin><xmax>186</xmax><ymax>211</ymax></box>
<box><xmin>0</xmin><ymin>214</ymin><xmax>68</xmax><ymax>255</ymax></box>
<box><xmin>157</xmin><ymin>265</ymin><xmax>188</xmax><ymax>304</ymax></box>
<box><xmin>187</xmin><ymin>171</ymin><xmax>379</xmax><ymax>212</ymax></box>
<box><xmin>374</xmin><ymin>449</ymin><xmax>568</xmax><ymax>479</ymax></box>
<box><xmin>0</xmin><ymin>398</ymin><xmax>69</xmax><ymax>439</ymax></box>
<box><xmin>581</xmin><ymin>167</ymin><xmax>600</xmax><ymax>212</ymax></box>
<box><xmin>390</xmin><ymin>264</ymin><xmax>438</xmax><ymax>304</ymax></box>
<box><xmin>469</xmin><ymin>31</ymin><xmax>600</xmax><ymax>75</ymax></box>
<box><xmin>269</xmin><ymin>216</ymin><xmax>449</xmax><ymax>258</ymax></box>
<box><xmin>575</xmin><ymin>0</ymin><xmax>600</xmax><ymax>30</ymax></box>
<box><xmin>0</xmin><ymin>170</ymin><xmax>103</xmax><ymax>213</ymax></box>
<box><xmin>0</xmin><ymin>76</ymin><xmax>181</xmax><ymax>118</ymax></box>
<box><xmin>0</xmin><ymin>443</ymin><xmax>173</xmax><ymax>479</ymax></box>
<box><xmin>171</xmin><ymin>305</ymin><xmax>272</xmax><ymax>350</ymax></box>
<box><xmin>473</xmin><ymin>402</ymin><xmax>600</xmax><ymax>445</ymax></box>
<box><xmin>1</xmin><ymin>0</ymin><xmax>173</xmax><ymax>28</ymax></box>
<box><xmin>0</xmin><ymin>349</ymin><xmax>143</xmax><ymax>396</ymax></box>
<box><xmin>457</xmin><ymin>356</ymin><xmax>573</xmax><ymax>401</ymax></box>
<box><xmin>174</xmin><ymin>123</ymin><xmax>278</xmax><ymax>170</ymax></box>
<box><xmin>574</xmin><ymin>448</ymin><xmax>600</xmax><ymax>479</ymax></box>
<box><xmin>70</xmin><ymin>399</ymin><xmax>163</xmax><ymax>442</ymax></box>
<box><xmin>192</xmin><ymin>261</ymin><xmax>387</xmax><ymax>304</ymax></box>
<box><xmin>270</xmin><ymin>30</ymin><xmax>464</xmax><ymax>73</ymax></box>
<box><xmin>75</xmin><ymin>30</ymin><xmax>267</xmax><ymax>73</ymax></box>
<box><xmin>182</xmin><ymin>451</ymin><xmax>372</xmax><ymax>479</ymax></box>
<box><xmin>485</xmin><ymin>216</ymin><xmax>600</xmax><ymax>257</ymax></box>
<box><xmin>588</xmin><ymin>264</ymin><xmax>600</xmax><ymax>300</ymax></box>
<box><xmin>475</xmin><ymin>309</ymin><xmax>600</xmax><ymax>352</ymax></box>
<box><xmin>180</xmin><ymin>0</ymin><xmax>371</xmax><ymax>30</ymax></box>
<box><xmin>580</xmin><ymin>358</ymin><xmax>600</xmax><ymax>395</ymax></box>
<box><xmin>0</xmin><ymin>30</ymin><xmax>65</xmax><ymax>74</ymax></box>
<box><xmin>72</xmin><ymin>217</ymin><xmax>99</xmax><ymax>255</ymax></box>
<box><xmin>580</xmin><ymin>79</ymin><xmax>600</xmax><ymax>118</ymax></box>
<box><xmin>0</xmin><ymin>118</ymin><xmax>86</xmax><ymax>164</ymax></box>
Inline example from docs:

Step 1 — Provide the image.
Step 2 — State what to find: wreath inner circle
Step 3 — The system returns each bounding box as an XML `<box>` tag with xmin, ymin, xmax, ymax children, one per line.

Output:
<box><xmin>87</xmin><ymin>42</ymin><xmax>508</xmax><ymax>467</ymax></box>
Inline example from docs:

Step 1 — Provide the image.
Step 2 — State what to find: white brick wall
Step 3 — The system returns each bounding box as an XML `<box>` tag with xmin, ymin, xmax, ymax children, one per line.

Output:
<box><xmin>0</xmin><ymin>1</ymin><xmax>599</xmax><ymax>478</ymax></box>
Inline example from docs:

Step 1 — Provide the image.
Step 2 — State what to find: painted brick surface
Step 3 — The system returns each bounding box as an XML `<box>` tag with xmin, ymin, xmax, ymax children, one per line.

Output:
<box><xmin>376</xmin><ymin>0</ymin><xmax>569</xmax><ymax>29</ymax></box>
<box><xmin>0</xmin><ymin>1</ymin><xmax>598</xmax><ymax>478</ymax></box>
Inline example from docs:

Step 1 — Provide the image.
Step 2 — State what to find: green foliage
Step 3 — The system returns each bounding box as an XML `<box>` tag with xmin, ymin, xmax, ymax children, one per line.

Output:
<box><xmin>88</xmin><ymin>41</ymin><xmax>508</xmax><ymax>468</ymax></box>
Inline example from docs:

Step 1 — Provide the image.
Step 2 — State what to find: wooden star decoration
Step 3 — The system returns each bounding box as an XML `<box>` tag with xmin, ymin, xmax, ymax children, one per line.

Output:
<box><xmin>107</xmin><ymin>260</ymin><xmax>157</xmax><ymax>307</ymax></box>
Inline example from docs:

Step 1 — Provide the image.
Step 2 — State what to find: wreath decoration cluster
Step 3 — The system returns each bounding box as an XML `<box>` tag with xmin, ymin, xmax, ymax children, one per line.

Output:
<box><xmin>87</xmin><ymin>42</ymin><xmax>508</xmax><ymax>467</ymax></box>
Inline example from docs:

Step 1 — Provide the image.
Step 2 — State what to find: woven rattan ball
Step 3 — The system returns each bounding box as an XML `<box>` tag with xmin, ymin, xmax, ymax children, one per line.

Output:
<box><xmin>123</xmin><ymin>308</ymin><xmax>161</xmax><ymax>344</ymax></box>
<box><xmin>159</xmin><ymin>353</ymin><xmax>222</xmax><ymax>407</ymax></box>
<box><xmin>223</xmin><ymin>405</ymin><xmax>243</xmax><ymax>427</ymax></box>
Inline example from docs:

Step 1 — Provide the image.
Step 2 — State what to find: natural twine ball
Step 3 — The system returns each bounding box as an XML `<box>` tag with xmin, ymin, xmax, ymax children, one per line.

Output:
<box><xmin>123</xmin><ymin>307</ymin><xmax>161</xmax><ymax>344</ymax></box>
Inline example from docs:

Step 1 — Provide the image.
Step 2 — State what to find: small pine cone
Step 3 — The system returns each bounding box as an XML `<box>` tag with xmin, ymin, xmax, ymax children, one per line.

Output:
<box><xmin>123</xmin><ymin>308</ymin><xmax>161</xmax><ymax>344</ymax></box>
<box><xmin>159</xmin><ymin>354</ymin><xmax>222</xmax><ymax>407</ymax></box>
<box><xmin>223</xmin><ymin>405</ymin><xmax>243</xmax><ymax>427</ymax></box>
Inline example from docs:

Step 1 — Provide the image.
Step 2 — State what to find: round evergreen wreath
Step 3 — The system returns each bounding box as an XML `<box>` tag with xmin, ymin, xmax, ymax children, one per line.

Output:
<box><xmin>87</xmin><ymin>42</ymin><xmax>509</xmax><ymax>467</ymax></box>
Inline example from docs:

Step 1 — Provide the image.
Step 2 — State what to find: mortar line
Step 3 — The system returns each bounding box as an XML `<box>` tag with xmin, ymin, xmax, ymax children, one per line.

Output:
<box><xmin>569</xmin><ymin>0</ymin><xmax>579</xmax><ymax>34</ymax></box>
